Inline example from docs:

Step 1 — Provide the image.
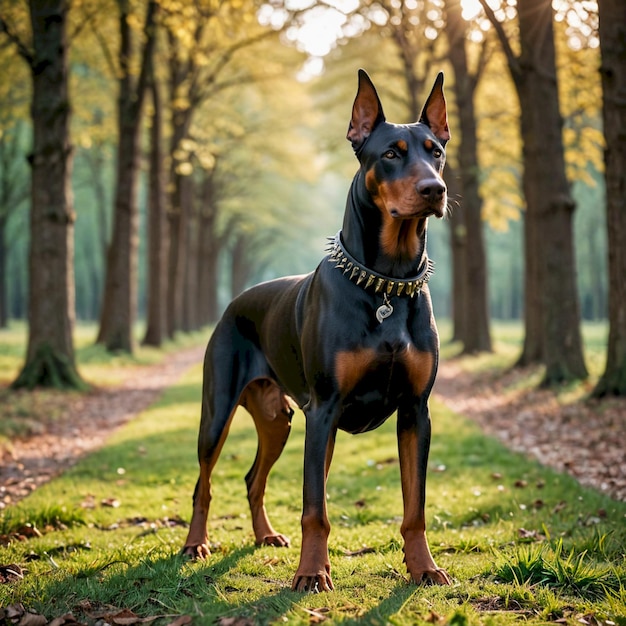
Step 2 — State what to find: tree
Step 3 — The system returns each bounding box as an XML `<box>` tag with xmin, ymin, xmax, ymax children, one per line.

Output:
<box><xmin>0</xmin><ymin>122</ymin><xmax>29</xmax><ymax>328</ymax></box>
<box><xmin>479</xmin><ymin>0</ymin><xmax>587</xmax><ymax>385</ymax></box>
<box><xmin>444</xmin><ymin>0</ymin><xmax>492</xmax><ymax>353</ymax></box>
<box><xmin>593</xmin><ymin>0</ymin><xmax>626</xmax><ymax>396</ymax></box>
<box><xmin>96</xmin><ymin>0</ymin><xmax>157</xmax><ymax>352</ymax></box>
<box><xmin>161</xmin><ymin>2</ymin><xmax>280</xmax><ymax>337</ymax></box>
<box><xmin>142</xmin><ymin>58</ymin><xmax>168</xmax><ymax>347</ymax></box>
<box><xmin>1</xmin><ymin>0</ymin><xmax>85</xmax><ymax>389</ymax></box>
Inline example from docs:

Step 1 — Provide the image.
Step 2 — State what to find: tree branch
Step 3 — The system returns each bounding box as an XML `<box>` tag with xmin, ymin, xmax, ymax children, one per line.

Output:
<box><xmin>0</xmin><ymin>16</ymin><xmax>33</xmax><ymax>65</ymax></box>
<box><xmin>477</xmin><ymin>0</ymin><xmax>520</xmax><ymax>77</ymax></box>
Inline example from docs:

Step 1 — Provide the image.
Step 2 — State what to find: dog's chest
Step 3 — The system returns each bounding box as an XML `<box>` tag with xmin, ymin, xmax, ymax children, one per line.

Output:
<box><xmin>332</xmin><ymin>329</ymin><xmax>435</xmax><ymax>434</ymax></box>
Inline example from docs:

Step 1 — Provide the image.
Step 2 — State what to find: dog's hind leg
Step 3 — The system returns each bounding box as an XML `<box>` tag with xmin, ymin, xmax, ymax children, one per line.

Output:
<box><xmin>182</xmin><ymin>395</ymin><xmax>237</xmax><ymax>560</ymax></box>
<box><xmin>241</xmin><ymin>379</ymin><xmax>294</xmax><ymax>547</ymax></box>
<box><xmin>182</xmin><ymin>320</ymin><xmax>270</xmax><ymax>560</ymax></box>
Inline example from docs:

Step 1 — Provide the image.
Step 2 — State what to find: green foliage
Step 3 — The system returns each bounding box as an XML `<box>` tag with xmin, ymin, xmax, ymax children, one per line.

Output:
<box><xmin>494</xmin><ymin>538</ymin><xmax>622</xmax><ymax>599</ymax></box>
<box><xmin>0</xmin><ymin>505</ymin><xmax>86</xmax><ymax>536</ymax></box>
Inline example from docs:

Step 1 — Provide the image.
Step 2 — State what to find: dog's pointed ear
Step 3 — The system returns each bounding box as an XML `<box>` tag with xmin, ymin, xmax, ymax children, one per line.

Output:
<box><xmin>347</xmin><ymin>69</ymin><xmax>386</xmax><ymax>153</ymax></box>
<box><xmin>419</xmin><ymin>72</ymin><xmax>450</xmax><ymax>143</ymax></box>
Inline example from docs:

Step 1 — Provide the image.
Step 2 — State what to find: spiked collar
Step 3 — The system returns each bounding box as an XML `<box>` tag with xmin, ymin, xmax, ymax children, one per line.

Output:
<box><xmin>325</xmin><ymin>231</ymin><xmax>434</xmax><ymax>298</ymax></box>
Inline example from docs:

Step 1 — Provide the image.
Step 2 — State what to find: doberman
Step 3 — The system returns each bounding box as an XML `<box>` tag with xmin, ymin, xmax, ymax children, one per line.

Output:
<box><xmin>182</xmin><ymin>70</ymin><xmax>451</xmax><ymax>592</ymax></box>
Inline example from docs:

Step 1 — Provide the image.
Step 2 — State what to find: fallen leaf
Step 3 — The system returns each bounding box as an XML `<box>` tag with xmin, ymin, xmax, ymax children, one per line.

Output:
<box><xmin>18</xmin><ymin>613</ymin><xmax>47</xmax><ymax>626</ymax></box>
<box><xmin>165</xmin><ymin>618</ymin><xmax>192</xmax><ymax>626</ymax></box>
<box><xmin>217</xmin><ymin>617</ymin><xmax>255</xmax><ymax>626</ymax></box>
<box><xmin>101</xmin><ymin>498</ymin><xmax>121</xmax><ymax>508</ymax></box>
<box><xmin>302</xmin><ymin>607</ymin><xmax>329</xmax><ymax>624</ymax></box>
<box><xmin>517</xmin><ymin>528</ymin><xmax>546</xmax><ymax>542</ymax></box>
<box><xmin>0</xmin><ymin>563</ymin><xmax>25</xmax><ymax>583</ymax></box>
<box><xmin>48</xmin><ymin>613</ymin><xmax>85</xmax><ymax>626</ymax></box>
<box><xmin>1</xmin><ymin>604</ymin><xmax>47</xmax><ymax>626</ymax></box>
<box><xmin>343</xmin><ymin>546</ymin><xmax>375</xmax><ymax>556</ymax></box>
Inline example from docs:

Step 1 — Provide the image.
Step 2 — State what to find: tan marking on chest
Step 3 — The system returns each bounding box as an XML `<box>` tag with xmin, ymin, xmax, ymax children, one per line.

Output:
<box><xmin>402</xmin><ymin>346</ymin><xmax>435</xmax><ymax>396</ymax></box>
<box><xmin>380</xmin><ymin>215</ymin><xmax>421</xmax><ymax>259</ymax></box>
<box><xmin>335</xmin><ymin>348</ymin><xmax>378</xmax><ymax>395</ymax></box>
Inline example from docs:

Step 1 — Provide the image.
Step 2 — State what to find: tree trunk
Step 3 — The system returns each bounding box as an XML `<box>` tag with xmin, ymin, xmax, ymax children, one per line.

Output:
<box><xmin>445</xmin><ymin>0</ymin><xmax>492</xmax><ymax>353</ymax></box>
<box><xmin>142</xmin><ymin>69</ymin><xmax>168</xmax><ymax>347</ymax></box>
<box><xmin>516</xmin><ymin>206</ymin><xmax>544</xmax><ymax>365</ymax></box>
<box><xmin>197</xmin><ymin>173</ymin><xmax>220</xmax><ymax>325</ymax></box>
<box><xmin>11</xmin><ymin>0</ymin><xmax>84</xmax><ymax>389</ymax></box>
<box><xmin>230</xmin><ymin>235</ymin><xmax>249</xmax><ymax>299</ymax></box>
<box><xmin>97</xmin><ymin>0</ymin><xmax>156</xmax><ymax>352</ymax></box>
<box><xmin>83</xmin><ymin>141</ymin><xmax>110</xmax><ymax>317</ymax></box>
<box><xmin>167</xmin><ymin>170</ymin><xmax>192</xmax><ymax>336</ymax></box>
<box><xmin>517</xmin><ymin>0</ymin><xmax>587</xmax><ymax>384</ymax></box>
<box><xmin>593</xmin><ymin>0</ymin><xmax>626</xmax><ymax>396</ymax></box>
<box><xmin>481</xmin><ymin>0</ymin><xmax>587</xmax><ymax>383</ymax></box>
<box><xmin>445</xmin><ymin>167</ymin><xmax>467</xmax><ymax>344</ymax></box>
<box><xmin>166</xmin><ymin>44</ymin><xmax>195</xmax><ymax>338</ymax></box>
<box><xmin>182</xmin><ymin>181</ymin><xmax>199</xmax><ymax>333</ymax></box>
<box><xmin>0</xmin><ymin>215</ymin><xmax>7</xmax><ymax>328</ymax></box>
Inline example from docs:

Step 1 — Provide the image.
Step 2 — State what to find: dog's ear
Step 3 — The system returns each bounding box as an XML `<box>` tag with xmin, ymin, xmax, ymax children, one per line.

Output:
<box><xmin>419</xmin><ymin>72</ymin><xmax>450</xmax><ymax>143</ymax></box>
<box><xmin>347</xmin><ymin>69</ymin><xmax>386</xmax><ymax>153</ymax></box>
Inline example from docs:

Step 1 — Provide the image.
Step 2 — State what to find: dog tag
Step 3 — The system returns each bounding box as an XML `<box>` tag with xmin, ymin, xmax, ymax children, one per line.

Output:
<box><xmin>376</xmin><ymin>294</ymin><xmax>394</xmax><ymax>323</ymax></box>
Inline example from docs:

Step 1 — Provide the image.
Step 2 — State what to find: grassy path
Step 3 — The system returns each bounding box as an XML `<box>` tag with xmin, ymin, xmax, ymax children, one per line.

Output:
<box><xmin>1</xmin><ymin>353</ymin><xmax>624</xmax><ymax>625</ymax></box>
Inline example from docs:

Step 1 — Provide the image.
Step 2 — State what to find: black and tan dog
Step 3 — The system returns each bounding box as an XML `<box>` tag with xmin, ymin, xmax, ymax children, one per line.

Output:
<box><xmin>182</xmin><ymin>70</ymin><xmax>451</xmax><ymax>592</ymax></box>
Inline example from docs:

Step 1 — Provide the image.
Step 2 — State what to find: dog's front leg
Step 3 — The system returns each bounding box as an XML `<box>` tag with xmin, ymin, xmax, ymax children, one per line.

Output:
<box><xmin>397</xmin><ymin>402</ymin><xmax>451</xmax><ymax>585</ymax></box>
<box><xmin>292</xmin><ymin>405</ymin><xmax>337</xmax><ymax>593</ymax></box>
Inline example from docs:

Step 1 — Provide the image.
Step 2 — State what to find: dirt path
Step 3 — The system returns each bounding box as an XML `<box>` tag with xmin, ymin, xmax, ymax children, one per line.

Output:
<box><xmin>1</xmin><ymin>347</ymin><xmax>624</xmax><ymax>509</ymax></box>
<box><xmin>433</xmin><ymin>360</ymin><xmax>626</xmax><ymax>502</ymax></box>
<box><xmin>0</xmin><ymin>345</ymin><xmax>206</xmax><ymax>509</ymax></box>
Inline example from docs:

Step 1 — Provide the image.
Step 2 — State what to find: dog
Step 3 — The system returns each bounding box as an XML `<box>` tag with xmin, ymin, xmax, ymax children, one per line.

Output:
<box><xmin>182</xmin><ymin>69</ymin><xmax>451</xmax><ymax>592</ymax></box>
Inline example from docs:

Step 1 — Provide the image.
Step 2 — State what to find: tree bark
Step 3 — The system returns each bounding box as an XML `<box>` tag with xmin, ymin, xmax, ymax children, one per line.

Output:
<box><xmin>481</xmin><ymin>0</ymin><xmax>587</xmax><ymax>384</ymax></box>
<box><xmin>230</xmin><ymin>234</ymin><xmax>249</xmax><ymax>299</ymax></box>
<box><xmin>445</xmin><ymin>0</ymin><xmax>492</xmax><ymax>353</ymax></box>
<box><xmin>182</xmin><ymin>179</ymin><xmax>199</xmax><ymax>333</ymax></box>
<box><xmin>10</xmin><ymin>0</ymin><xmax>84</xmax><ymax>389</ymax></box>
<box><xmin>97</xmin><ymin>0</ymin><xmax>157</xmax><ymax>352</ymax></box>
<box><xmin>445</xmin><ymin>167</ymin><xmax>467</xmax><ymax>343</ymax></box>
<box><xmin>0</xmin><ymin>125</ymin><xmax>29</xmax><ymax>328</ymax></box>
<box><xmin>593</xmin><ymin>0</ymin><xmax>626</xmax><ymax>396</ymax></box>
<box><xmin>197</xmin><ymin>172</ymin><xmax>220</xmax><ymax>325</ymax></box>
<box><xmin>0</xmin><ymin>215</ymin><xmax>7</xmax><ymax>328</ymax></box>
<box><xmin>166</xmin><ymin>48</ymin><xmax>194</xmax><ymax>338</ymax></box>
<box><xmin>142</xmin><ymin>68</ymin><xmax>168</xmax><ymax>347</ymax></box>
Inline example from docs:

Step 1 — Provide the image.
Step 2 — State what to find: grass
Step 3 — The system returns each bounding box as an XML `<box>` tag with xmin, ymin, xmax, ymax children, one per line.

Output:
<box><xmin>0</xmin><ymin>322</ymin><xmax>624</xmax><ymax>625</ymax></box>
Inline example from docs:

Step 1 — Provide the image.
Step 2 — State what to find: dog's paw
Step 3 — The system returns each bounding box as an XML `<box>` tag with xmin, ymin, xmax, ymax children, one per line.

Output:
<box><xmin>291</xmin><ymin>572</ymin><xmax>334</xmax><ymax>593</ymax></box>
<box><xmin>181</xmin><ymin>543</ymin><xmax>211</xmax><ymax>560</ymax></box>
<box><xmin>409</xmin><ymin>567</ymin><xmax>451</xmax><ymax>586</ymax></box>
<box><xmin>258</xmin><ymin>533</ymin><xmax>291</xmax><ymax>548</ymax></box>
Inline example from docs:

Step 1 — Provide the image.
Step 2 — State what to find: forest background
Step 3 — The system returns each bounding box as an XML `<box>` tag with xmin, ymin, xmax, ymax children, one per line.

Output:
<box><xmin>0</xmin><ymin>0</ymin><xmax>624</xmax><ymax>393</ymax></box>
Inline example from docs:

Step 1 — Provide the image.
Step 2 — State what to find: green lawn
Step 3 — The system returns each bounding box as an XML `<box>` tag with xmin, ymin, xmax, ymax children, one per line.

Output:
<box><xmin>0</xmin><ymin>323</ymin><xmax>624</xmax><ymax>625</ymax></box>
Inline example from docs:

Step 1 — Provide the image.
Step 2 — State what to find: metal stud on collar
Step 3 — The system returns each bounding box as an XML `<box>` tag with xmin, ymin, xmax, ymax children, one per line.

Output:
<box><xmin>325</xmin><ymin>231</ymin><xmax>434</xmax><ymax>299</ymax></box>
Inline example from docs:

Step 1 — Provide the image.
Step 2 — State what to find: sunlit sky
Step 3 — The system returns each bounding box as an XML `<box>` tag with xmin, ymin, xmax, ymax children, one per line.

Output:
<box><xmin>259</xmin><ymin>0</ymin><xmax>488</xmax><ymax>58</ymax></box>
<box><xmin>257</xmin><ymin>0</ymin><xmax>598</xmax><ymax>78</ymax></box>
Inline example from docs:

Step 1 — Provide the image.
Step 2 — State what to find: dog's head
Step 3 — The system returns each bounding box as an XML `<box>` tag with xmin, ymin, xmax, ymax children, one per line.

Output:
<box><xmin>346</xmin><ymin>70</ymin><xmax>450</xmax><ymax>222</ymax></box>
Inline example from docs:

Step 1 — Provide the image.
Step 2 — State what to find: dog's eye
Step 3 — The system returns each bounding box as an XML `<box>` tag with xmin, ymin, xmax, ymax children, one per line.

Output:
<box><xmin>433</xmin><ymin>148</ymin><xmax>442</xmax><ymax>158</ymax></box>
<box><xmin>383</xmin><ymin>150</ymin><xmax>397</xmax><ymax>159</ymax></box>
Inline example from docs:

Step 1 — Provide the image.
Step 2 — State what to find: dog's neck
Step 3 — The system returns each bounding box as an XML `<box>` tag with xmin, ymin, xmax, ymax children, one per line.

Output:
<box><xmin>340</xmin><ymin>171</ymin><xmax>429</xmax><ymax>280</ymax></box>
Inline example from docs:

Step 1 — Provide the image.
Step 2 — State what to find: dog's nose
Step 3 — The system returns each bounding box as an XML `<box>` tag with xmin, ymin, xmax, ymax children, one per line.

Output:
<box><xmin>417</xmin><ymin>179</ymin><xmax>446</xmax><ymax>202</ymax></box>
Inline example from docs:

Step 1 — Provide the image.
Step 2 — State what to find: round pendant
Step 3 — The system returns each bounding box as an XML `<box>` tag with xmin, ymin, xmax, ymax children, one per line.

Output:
<box><xmin>376</xmin><ymin>302</ymin><xmax>394</xmax><ymax>323</ymax></box>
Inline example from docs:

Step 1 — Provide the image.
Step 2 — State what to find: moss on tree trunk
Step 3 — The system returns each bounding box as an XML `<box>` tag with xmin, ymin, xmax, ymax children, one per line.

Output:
<box><xmin>11</xmin><ymin>343</ymin><xmax>87</xmax><ymax>391</ymax></box>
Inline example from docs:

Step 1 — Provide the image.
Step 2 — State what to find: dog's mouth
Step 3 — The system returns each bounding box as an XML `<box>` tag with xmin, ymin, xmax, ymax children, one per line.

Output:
<box><xmin>390</xmin><ymin>203</ymin><xmax>446</xmax><ymax>220</ymax></box>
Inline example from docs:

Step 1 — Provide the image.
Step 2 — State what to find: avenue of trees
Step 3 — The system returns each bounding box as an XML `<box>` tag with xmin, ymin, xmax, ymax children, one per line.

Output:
<box><xmin>0</xmin><ymin>0</ymin><xmax>624</xmax><ymax>396</ymax></box>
